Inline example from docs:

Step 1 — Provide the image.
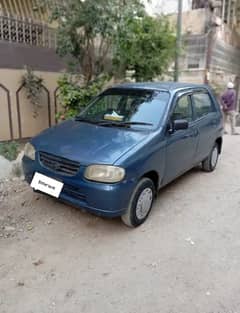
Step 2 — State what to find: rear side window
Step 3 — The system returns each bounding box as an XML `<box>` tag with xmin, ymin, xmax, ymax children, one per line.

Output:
<box><xmin>192</xmin><ymin>92</ymin><xmax>214</xmax><ymax>119</ymax></box>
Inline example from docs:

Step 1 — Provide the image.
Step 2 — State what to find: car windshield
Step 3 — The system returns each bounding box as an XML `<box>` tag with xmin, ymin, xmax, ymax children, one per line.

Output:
<box><xmin>76</xmin><ymin>89</ymin><xmax>170</xmax><ymax>129</ymax></box>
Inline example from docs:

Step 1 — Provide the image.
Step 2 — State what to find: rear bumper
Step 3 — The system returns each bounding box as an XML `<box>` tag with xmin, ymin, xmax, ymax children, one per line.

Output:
<box><xmin>22</xmin><ymin>156</ymin><xmax>135</xmax><ymax>218</ymax></box>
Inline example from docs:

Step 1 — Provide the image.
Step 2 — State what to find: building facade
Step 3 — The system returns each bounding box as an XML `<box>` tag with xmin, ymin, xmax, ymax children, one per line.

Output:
<box><xmin>169</xmin><ymin>0</ymin><xmax>240</xmax><ymax>106</ymax></box>
<box><xmin>0</xmin><ymin>0</ymin><xmax>65</xmax><ymax>142</ymax></box>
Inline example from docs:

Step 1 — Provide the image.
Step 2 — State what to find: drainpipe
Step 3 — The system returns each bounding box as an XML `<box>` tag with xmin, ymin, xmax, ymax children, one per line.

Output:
<box><xmin>204</xmin><ymin>10</ymin><xmax>215</xmax><ymax>85</ymax></box>
<box><xmin>232</xmin><ymin>0</ymin><xmax>236</xmax><ymax>27</ymax></box>
<box><xmin>227</xmin><ymin>0</ymin><xmax>232</xmax><ymax>25</ymax></box>
<box><xmin>234</xmin><ymin>76</ymin><xmax>240</xmax><ymax>113</ymax></box>
<box><xmin>174</xmin><ymin>0</ymin><xmax>183</xmax><ymax>82</ymax></box>
<box><xmin>222</xmin><ymin>0</ymin><xmax>226</xmax><ymax>21</ymax></box>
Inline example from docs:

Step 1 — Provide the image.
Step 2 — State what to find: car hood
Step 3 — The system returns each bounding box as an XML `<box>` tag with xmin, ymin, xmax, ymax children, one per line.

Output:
<box><xmin>32</xmin><ymin>120</ymin><xmax>150</xmax><ymax>165</ymax></box>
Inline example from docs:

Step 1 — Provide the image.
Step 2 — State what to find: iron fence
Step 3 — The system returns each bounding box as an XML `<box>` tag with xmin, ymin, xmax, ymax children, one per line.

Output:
<box><xmin>0</xmin><ymin>15</ymin><xmax>57</xmax><ymax>49</ymax></box>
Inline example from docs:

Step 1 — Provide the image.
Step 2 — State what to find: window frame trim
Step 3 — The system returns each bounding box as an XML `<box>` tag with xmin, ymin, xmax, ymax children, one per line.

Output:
<box><xmin>191</xmin><ymin>89</ymin><xmax>216</xmax><ymax>121</ymax></box>
<box><xmin>170</xmin><ymin>91</ymin><xmax>195</xmax><ymax>126</ymax></box>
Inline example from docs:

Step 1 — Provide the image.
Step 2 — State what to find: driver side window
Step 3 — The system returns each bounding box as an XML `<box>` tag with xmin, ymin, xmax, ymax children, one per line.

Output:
<box><xmin>172</xmin><ymin>95</ymin><xmax>193</xmax><ymax>122</ymax></box>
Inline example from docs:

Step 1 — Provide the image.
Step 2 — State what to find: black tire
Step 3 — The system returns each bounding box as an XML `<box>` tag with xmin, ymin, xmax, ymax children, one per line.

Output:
<box><xmin>202</xmin><ymin>143</ymin><xmax>219</xmax><ymax>172</ymax></box>
<box><xmin>121</xmin><ymin>178</ymin><xmax>155</xmax><ymax>228</ymax></box>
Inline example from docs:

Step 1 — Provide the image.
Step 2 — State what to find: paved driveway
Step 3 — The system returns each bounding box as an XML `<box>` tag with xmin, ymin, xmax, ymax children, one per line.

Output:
<box><xmin>1</xmin><ymin>135</ymin><xmax>240</xmax><ymax>313</ymax></box>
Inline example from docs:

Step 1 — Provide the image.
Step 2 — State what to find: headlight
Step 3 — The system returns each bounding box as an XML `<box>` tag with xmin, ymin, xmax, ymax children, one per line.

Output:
<box><xmin>84</xmin><ymin>165</ymin><xmax>125</xmax><ymax>183</ymax></box>
<box><xmin>24</xmin><ymin>143</ymin><xmax>36</xmax><ymax>160</ymax></box>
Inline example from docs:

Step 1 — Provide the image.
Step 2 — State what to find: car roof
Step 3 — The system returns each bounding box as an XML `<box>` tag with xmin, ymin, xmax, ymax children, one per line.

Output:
<box><xmin>114</xmin><ymin>82</ymin><xmax>208</xmax><ymax>92</ymax></box>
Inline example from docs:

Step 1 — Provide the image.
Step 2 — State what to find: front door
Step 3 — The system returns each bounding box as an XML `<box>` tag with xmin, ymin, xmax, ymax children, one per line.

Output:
<box><xmin>163</xmin><ymin>94</ymin><xmax>199</xmax><ymax>185</ymax></box>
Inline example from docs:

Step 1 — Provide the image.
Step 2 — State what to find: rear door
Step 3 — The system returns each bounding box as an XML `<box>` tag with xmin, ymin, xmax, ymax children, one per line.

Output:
<box><xmin>191</xmin><ymin>90</ymin><xmax>219</xmax><ymax>163</ymax></box>
<box><xmin>163</xmin><ymin>93</ymin><xmax>199</xmax><ymax>185</ymax></box>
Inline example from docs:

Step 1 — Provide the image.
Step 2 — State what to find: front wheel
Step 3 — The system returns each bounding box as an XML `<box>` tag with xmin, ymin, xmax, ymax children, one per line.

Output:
<box><xmin>121</xmin><ymin>178</ymin><xmax>155</xmax><ymax>228</ymax></box>
<box><xmin>202</xmin><ymin>143</ymin><xmax>219</xmax><ymax>172</ymax></box>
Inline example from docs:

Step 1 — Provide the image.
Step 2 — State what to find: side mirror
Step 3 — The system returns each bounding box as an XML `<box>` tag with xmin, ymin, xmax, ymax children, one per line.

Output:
<box><xmin>172</xmin><ymin>119</ymin><xmax>189</xmax><ymax>132</ymax></box>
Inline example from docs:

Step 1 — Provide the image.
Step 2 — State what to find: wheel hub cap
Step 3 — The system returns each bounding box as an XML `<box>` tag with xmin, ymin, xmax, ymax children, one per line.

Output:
<box><xmin>211</xmin><ymin>147</ymin><xmax>218</xmax><ymax>168</ymax></box>
<box><xmin>136</xmin><ymin>188</ymin><xmax>153</xmax><ymax>220</ymax></box>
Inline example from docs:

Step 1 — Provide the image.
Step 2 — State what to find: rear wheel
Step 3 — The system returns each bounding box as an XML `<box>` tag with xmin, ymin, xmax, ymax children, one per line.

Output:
<box><xmin>202</xmin><ymin>143</ymin><xmax>219</xmax><ymax>172</ymax></box>
<box><xmin>121</xmin><ymin>178</ymin><xmax>155</xmax><ymax>228</ymax></box>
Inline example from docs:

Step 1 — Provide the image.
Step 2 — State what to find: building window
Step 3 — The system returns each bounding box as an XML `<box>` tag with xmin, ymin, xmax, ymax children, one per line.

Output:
<box><xmin>187</xmin><ymin>57</ymin><xmax>200</xmax><ymax>69</ymax></box>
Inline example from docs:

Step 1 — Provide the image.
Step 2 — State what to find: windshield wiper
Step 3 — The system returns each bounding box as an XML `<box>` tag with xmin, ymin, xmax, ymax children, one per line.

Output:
<box><xmin>75</xmin><ymin>117</ymin><xmax>153</xmax><ymax>127</ymax></box>
<box><xmin>121</xmin><ymin>122</ymin><xmax>153</xmax><ymax>126</ymax></box>
<box><xmin>75</xmin><ymin>117</ymin><xmax>101</xmax><ymax>125</ymax></box>
<box><xmin>98</xmin><ymin>121</ymin><xmax>153</xmax><ymax>127</ymax></box>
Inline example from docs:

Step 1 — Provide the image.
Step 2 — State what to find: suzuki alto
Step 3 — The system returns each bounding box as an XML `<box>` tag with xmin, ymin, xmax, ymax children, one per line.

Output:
<box><xmin>22</xmin><ymin>82</ymin><xmax>223</xmax><ymax>227</ymax></box>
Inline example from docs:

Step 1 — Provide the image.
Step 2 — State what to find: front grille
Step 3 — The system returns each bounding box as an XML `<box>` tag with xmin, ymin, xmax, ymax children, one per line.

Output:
<box><xmin>39</xmin><ymin>151</ymin><xmax>80</xmax><ymax>176</ymax></box>
<box><xmin>63</xmin><ymin>184</ymin><xmax>86</xmax><ymax>201</ymax></box>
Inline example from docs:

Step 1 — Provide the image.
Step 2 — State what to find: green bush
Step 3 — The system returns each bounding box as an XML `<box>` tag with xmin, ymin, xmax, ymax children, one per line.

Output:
<box><xmin>56</xmin><ymin>74</ymin><xmax>108</xmax><ymax>121</ymax></box>
<box><xmin>0</xmin><ymin>141</ymin><xmax>20</xmax><ymax>161</ymax></box>
<box><xmin>21</xmin><ymin>66</ymin><xmax>44</xmax><ymax>118</ymax></box>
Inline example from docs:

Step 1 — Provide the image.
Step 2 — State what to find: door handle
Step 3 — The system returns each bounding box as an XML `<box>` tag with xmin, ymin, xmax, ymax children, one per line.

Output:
<box><xmin>183</xmin><ymin>130</ymin><xmax>198</xmax><ymax>139</ymax></box>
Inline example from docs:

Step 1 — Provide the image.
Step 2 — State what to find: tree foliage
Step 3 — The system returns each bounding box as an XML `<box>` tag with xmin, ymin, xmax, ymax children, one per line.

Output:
<box><xmin>50</xmin><ymin>0</ymin><xmax>145</xmax><ymax>83</ymax></box>
<box><xmin>50</xmin><ymin>0</ymin><xmax>177</xmax><ymax>120</ymax></box>
<box><xmin>113</xmin><ymin>15</ymin><xmax>176</xmax><ymax>81</ymax></box>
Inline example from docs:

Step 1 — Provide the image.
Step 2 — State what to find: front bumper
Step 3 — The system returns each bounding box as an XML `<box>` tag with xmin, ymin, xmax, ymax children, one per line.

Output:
<box><xmin>22</xmin><ymin>156</ymin><xmax>135</xmax><ymax>218</ymax></box>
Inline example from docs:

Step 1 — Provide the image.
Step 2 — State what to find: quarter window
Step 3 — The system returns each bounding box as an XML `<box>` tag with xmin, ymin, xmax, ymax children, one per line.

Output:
<box><xmin>172</xmin><ymin>95</ymin><xmax>193</xmax><ymax>122</ymax></box>
<box><xmin>192</xmin><ymin>92</ymin><xmax>214</xmax><ymax>119</ymax></box>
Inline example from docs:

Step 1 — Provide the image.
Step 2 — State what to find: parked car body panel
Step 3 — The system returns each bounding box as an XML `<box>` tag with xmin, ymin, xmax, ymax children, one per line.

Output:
<box><xmin>23</xmin><ymin>156</ymin><xmax>135</xmax><ymax>217</ymax></box>
<box><xmin>163</xmin><ymin>122</ymin><xmax>199</xmax><ymax>185</ymax></box>
<box><xmin>32</xmin><ymin>119</ymin><xmax>150</xmax><ymax>165</ymax></box>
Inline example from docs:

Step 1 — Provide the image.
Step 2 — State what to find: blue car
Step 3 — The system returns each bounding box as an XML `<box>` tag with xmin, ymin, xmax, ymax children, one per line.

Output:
<box><xmin>22</xmin><ymin>82</ymin><xmax>223</xmax><ymax>227</ymax></box>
